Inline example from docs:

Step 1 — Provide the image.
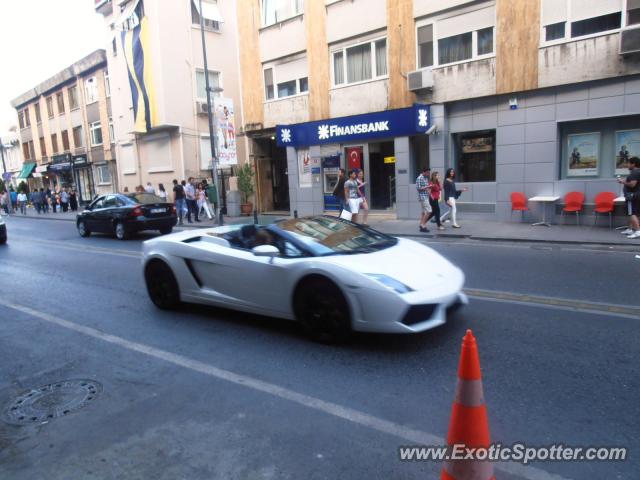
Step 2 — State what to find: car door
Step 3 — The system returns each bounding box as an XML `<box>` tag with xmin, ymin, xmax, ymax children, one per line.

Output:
<box><xmin>94</xmin><ymin>195</ymin><xmax>118</xmax><ymax>233</ymax></box>
<box><xmin>84</xmin><ymin>197</ymin><xmax>105</xmax><ymax>231</ymax></box>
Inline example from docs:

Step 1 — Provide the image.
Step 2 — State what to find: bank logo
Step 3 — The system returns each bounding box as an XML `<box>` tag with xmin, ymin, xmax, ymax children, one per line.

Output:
<box><xmin>418</xmin><ymin>109</ymin><xmax>428</xmax><ymax>128</ymax></box>
<box><xmin>318</xmin><ymin>125</ymin><xmax>330</xmax><ymax>140</ymax></box>
<box><xmin>280</xmin><ymin>128</ymin><xmax>292</xmax><ymax>143</ymax></box>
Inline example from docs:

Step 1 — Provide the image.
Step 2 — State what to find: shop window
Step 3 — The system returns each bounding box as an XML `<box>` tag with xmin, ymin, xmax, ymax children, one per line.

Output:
<box><xmin>409</xmin><ymin>135</ymin><xmax>430</xmax><ymax>181</ymax></box>
<box><xmin>571</xmin><ymin>12</ymin><xmax>621</xmax><ymax>37</ymax></box>
<box><xmin>417</xmin><ymin>24</ymin><xmax>434</xmax><ymax>68</ymax></box>
<box><xmin>453</xmin><ymin>130</ymin><xmax>496</xmax><ymax>182</ymax></box>
<box><xmin>97</xmin><ymin>165</ymin><xmax>112</xmax><ymax>185</ymax></box>
<box><xmin>439</xmin><ymin>32</ymin><xmax>472</xmax><ymax>64</ymax></box>
<box><xmin>545</xmin><ymin>22</ymin><xmax>565</xmax><ymax>41</ymax></box>
<box><xmin>57</xmin><ymin>92</ymin><xmax>65</xmax><ymax>114</ymax></box>
<box><xmin>195</xmin><ymin>69</ymin><xmax>221</xmax><ymax>100</ymax></box>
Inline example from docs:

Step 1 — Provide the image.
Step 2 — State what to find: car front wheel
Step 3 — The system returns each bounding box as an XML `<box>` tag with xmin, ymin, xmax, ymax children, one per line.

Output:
<box><xmin>77</xmin><ymin>220</ymin><xmax>91</xmax><ymax>237</ymax></box>
<box><xmin>294</xmin><ymin>277</ymin><xmax>351</xmax><ymax>343</ymax></box>
<box><xmin>115</xmin><ymin>221</ymin><xmax>129</xmax><ymax>240</ymax></box>
<box><xmin>144</xmin><ymin>260</ymin><xmax>181</xmax><ymax>309</ymax></box>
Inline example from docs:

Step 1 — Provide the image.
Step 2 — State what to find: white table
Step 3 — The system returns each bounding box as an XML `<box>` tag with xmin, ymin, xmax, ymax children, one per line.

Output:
<box><xmin>529</xmin><ymin>196</ymin><xmax>560</xmax><ymax>227</ymax></box>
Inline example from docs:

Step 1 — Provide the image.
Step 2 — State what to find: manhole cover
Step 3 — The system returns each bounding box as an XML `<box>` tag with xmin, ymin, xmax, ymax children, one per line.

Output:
<box><xmin>2</xmin><ymin>380</ymin><xmax>102</xmax><ymax>426</ymax></box>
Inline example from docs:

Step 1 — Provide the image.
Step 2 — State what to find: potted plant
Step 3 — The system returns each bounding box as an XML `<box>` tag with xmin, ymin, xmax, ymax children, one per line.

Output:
<box><xmin>236</xmin><ymin>163</ymin><xmax>255</xmax><ymax>216</ymax></box>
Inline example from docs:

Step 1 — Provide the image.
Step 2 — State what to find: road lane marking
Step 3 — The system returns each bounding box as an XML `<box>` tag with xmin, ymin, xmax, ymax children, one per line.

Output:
<box><xmin>3</xmin><ymin>237</ymin><xmax>140</xmax><ymax>258</ymax></box>
<box><xmin>466</xmin><ymin>288</ymin><xmax>640</xmax><ymax>320</ymax></box>
<box><xmin>0</xmin><ymin>300</ymin><xmax>570</xmax><ymax>480</ymax></box>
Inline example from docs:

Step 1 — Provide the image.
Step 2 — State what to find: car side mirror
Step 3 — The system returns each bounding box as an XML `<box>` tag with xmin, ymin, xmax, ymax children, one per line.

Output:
<box><xmin>251</xmin><ymin>245</ymin><xmax>280</xmax><ymax>258</ymax></box>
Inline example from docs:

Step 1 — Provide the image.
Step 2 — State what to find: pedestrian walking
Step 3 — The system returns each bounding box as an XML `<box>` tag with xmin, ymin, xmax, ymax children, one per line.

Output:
<box><xmin>10</xmin><ymin>188</ymin><xmax>17</xmax><ymax>211</ymax></box>
<box><xmin>356</xmin><ymin>170</ymin><xmax>369</xmax><ymax>226</ymax></box>
<box><xmin>60</xmin><ymin>188</ymin><xmax>69</xmax><ymax>212</ymax></box>
<box><xmin>0</xmin><ymin>190</ymin><xmax>9</xmax><ymax>214</ymax></box>
<box><xmin>17</xmin><ymin>191</ymin><xmax>27</xmax><ymax>215</ymax></box>
<box><xmin>69</xmin><ymin>189</ymin><xmax>78</xmax><ymax>211</ymax></box>
<box><xmin>184</xmin><ymin>177</ymin><xmax>200</xmax><ymax>223</ymax></box>
<box><xmin>30</xmin><ymin>189</ymin><xmax>41</xmax><ymax>214</ymax></box>
<box><xmin>618</xmin><ymin>156</ymin><xmax>640</xmax><ymax>239</ymax></box>
<box><xmin>444</xmin><ymin>168</ymin><xmax>467</xmax><ymax>229</ymax></box>
<box><xmin>333</xmin><ymin>168</ymin><xmax>347</xmax><ymax>215</ymax></box>
<box><xmin>203</xmin><ymin>179</ymin><xmax>217</xmax><ymax>218</ymax></box>
<box><xmin>429</xmin><ymin>171</ymin><xmax>445</xmax><ymax>230</ymax></box>
<box><xmin>157</xmin><ymin>183</ymin><xmax>168</xmax><ymax>201</ymax></box>
<box><xmin>197</xmin><ymin>183</ymin><xmax>213</xmax><ymax>220</ymax></box>
<box><xmin>344</xmin><ymin>169</ymin><xmax>361</xmax><ymax>224</ymax></box>
<box><xmin>144</xmin><ymin>182</ymin><xmax>155</xmax><ymax>194</ymax></box>
<box><xmin>40</xmin><ymin>189</ymin><xmax>49</xmax><ymax>213</ymax></box>
<box><xmin>416</xmin><ymin>166</ymin><xmax>432</xmax><ymax>232</ymax></box>
<box><xmin>172</xmin><ymin>179</ymin><xmax>186</xmax><ymax>225</ymax></box>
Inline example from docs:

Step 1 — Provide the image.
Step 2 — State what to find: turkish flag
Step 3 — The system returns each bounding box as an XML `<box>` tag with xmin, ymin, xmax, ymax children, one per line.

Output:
<box><xmin>346</xmin><ymin>147</ymin><xmax>362</xmax><ymax>171</ymax></box>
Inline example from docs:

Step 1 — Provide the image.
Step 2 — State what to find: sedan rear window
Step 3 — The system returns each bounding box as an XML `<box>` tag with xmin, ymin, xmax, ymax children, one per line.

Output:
<box><xmin>124</xmin><ymin>193</ymin><xmax>165</xmax><ymax>204</ymax></box>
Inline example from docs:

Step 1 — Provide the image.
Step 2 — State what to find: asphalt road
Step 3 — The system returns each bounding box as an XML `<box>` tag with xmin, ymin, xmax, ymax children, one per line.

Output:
<box><xmin>0</xmin><ymin>216</ymin><xmax>638</xmax><ymax>479</ymax></box>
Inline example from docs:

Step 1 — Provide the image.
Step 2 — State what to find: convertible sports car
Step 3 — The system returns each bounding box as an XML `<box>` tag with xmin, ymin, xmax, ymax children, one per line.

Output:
<box><xmin>142</xmin><ymin>216</ymin><xmax>466</xmax><ymax>341</ymax></box>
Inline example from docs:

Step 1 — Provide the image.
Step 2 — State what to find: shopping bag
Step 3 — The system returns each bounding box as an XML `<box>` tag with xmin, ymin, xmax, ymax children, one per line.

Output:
<box><xmin>339</xmin><ymin>209</ymin><xmax>352</xmax><ymax>221</ymax></box>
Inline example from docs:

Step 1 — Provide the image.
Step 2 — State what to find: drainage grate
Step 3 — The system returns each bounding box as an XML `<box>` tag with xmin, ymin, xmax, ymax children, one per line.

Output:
<box><xmin>2</xmin><ymin>379</ymin><xmax>102</xmax><ymax>426</ymax></box>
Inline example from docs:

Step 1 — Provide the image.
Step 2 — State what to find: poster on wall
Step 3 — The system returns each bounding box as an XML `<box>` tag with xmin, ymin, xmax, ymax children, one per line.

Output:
<box><xmin>567</xmin><ymin>133</ymin><xmax>600</xmax><ymax>177</ymax></box>
<box><xmin>298</xmin><ymin>149</ymin><xmax>312</xmax><ymax>188</ymax></box>
<box><xmin>215</xmin><ymin>98</ymin><xmax>237</xmax><ymax>166</ymax></box>
<box><xmin>615</xmin><ymin>129</ymin><xmax>640</xmax><ymax>175</ymax></box>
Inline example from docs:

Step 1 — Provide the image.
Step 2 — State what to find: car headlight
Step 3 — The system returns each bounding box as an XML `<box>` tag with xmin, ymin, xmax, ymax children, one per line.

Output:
<box><xmin>365</xmin><ymin>274</ymin><xmax>413</xmax><ymax>294</ymax></box>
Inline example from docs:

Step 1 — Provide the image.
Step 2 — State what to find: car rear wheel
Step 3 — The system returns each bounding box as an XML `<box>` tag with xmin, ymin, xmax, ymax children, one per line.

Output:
<box><xmin>77</xmin><ymin>220</ymin><xmax>91</xmax><ymax>237</ymax></box>
<box><xmin>294</xmin><ymin>277</ymin><xmax>351</xmax><ymax>343</ymax></box>
<box><xmin>145</xmin><ymin>260</ymin><xmax>181</xmax><ymax>310</ymax></box>
<box><xmin>115</xmin><ymin>221</ymin><xmax>129</xmax><ymax>240</ymax></box>
<box><xmin>159</xmin><ymin>227</ymin><xmax>173</xmax><ymax>235</ymax></box>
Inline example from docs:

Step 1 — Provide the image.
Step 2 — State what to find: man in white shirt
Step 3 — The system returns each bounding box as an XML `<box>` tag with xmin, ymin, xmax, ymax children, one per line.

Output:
<box><xmin>17</xmin><ymin>191</ymin><xmax>28</xmax><ymax>215</ymax></box>
<box><xmin>184</xmin><ymin>177</ymin><xmax>200</xmax><ymax>223</ymax></box>
<box><xmin>144</xmin><ymin>182</ymin><xmax>155</xmax><ymax>194</ymax></box>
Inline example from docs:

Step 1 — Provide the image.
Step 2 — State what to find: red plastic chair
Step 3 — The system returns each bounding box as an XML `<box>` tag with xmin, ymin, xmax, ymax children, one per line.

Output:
<box><xmin>593</xmin><ymin>191</ymin><xmax>616</xmax><ymax>229</ymax></box>
<box><xmin>561</xmin><ymin>192</ymin><xmax>585</xmax><ymax>225</ymax></box>
<box><xmin>510</xmin><ymin>192</ymin><xmax>528</xmax><ymax>222</ymax></box>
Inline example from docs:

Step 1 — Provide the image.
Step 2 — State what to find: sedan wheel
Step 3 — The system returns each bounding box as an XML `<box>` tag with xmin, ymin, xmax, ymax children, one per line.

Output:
<box><xmin>144</xmin><ymin>260</ymin><xmax>181</xmax><ymax>310</ymax></box>
<box><xmin>294</xmin><ymin>277</ymin><xmax>351</xmax><ymax>343</ymax></box>
<box><xmin>77</xmin><ymin>220</ymin><xmax>91</xmax><ymax>237</ymax></box>
<box><xmin>115</xmin><ymin>222</ymin><xmax>129</xmax><ymax>240</ymax></box>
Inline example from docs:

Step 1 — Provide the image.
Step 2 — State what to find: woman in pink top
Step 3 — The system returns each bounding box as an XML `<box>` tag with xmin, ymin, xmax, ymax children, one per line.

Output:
<box><xmin>429</xmin><ymin>171</ymin><xmax>445</xmax><ymax>230</ymax></box>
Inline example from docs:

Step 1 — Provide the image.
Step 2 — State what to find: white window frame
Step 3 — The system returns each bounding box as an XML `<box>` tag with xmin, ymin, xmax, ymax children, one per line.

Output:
<box><xmin>261</xmin><ymin>0</ymin><xmax>304</xmax><ymax>28</ymax></box>
<box><xmin>109</xmin><ymin>119</ymin><xmax>115</xmax><ymax>144</ymax></box>
<box><xmin>540</xmin><ymin>0</ymin><xmax>627</xmax><ymax>47</ymax></box>
<box><xmin>85</xmin><ymin>76</ymin><xmax>98</xmax><ymax>105</ymax></box>
<box><xmin>330</xmin><ymin>36</ymin><xmax>388</xmax><ymax>89</ymax></box>
<box><xmin>90</xmin><ymin>121</ymin><xmax>103</xmax><ymax>147</ymax></box>
<box><xmin>96</xmin><ymin>164</ymin><xmax>112</xmax><ymax>185</ymax></box>
<box><xmin>104</xmin><ymin>71</ymin><xmax>111</xmax><ymax>97</ymax></box>
<box><xmin>195</xmin><ymin>68</ymin><xmax>222</xmax><ymax>102</ymax></box>
<box><xmin>262</xmin><ymin>64</ymin><xmax>309</xmax><ymax>102</ymax></box>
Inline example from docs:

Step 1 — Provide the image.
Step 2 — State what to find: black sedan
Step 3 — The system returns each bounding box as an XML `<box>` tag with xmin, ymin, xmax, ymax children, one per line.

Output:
<box><xmin>77</xmin><ymin>193</ymin><xmax>177</xmax><ymax>240</ymax></box>
<box><xmin>0</xmin><ymin>215</ymin><xmax>6</xmax><ymax>244</ymax></box>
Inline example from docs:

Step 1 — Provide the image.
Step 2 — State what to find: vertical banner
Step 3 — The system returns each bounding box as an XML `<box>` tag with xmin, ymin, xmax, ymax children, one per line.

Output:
<box><xmin>215</xmin><ymin>98</ymin><xmax>237</xmax><ymax>166</ymax></box>
<box><xmin>615</xmin><ymin>130</ymin><xmax>640</xmax><ymax>176</ymax></box>
<box><xmin>567</xmin><ymin>133</ymin><xmax>600</xmax><ymax>177</ymax></box>
<box><xmin>346</xmin><ymin>146</ymin><xmax>362</xmax><ymax>171</ymax></box>
<box><xmin>298</xmin><ymin>148</ymin><xmax>311</xmax><ymax>188</ymax></box>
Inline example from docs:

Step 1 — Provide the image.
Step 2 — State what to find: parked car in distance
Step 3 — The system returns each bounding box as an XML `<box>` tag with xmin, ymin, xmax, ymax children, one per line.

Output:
<box><xmin>77</xmin><ymin>193</ymin><xmax>177</xmax><ymax>240</ymax></box>
<box><xmin>0</xmin><ymin>215</ymin><xmax>6</xmax><ymax>244</ymax></box>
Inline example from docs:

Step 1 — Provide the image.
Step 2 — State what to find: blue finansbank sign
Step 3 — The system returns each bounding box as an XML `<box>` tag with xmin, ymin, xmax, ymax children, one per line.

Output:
<box><xmin>276</xmin><ymin>104</ymin><xmax>431</xmax><ymax>148</ymax></box>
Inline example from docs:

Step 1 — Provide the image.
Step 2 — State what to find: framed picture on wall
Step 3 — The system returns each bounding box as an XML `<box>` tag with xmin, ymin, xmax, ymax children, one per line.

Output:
<box><xmin>615</xmin><ymin>129</ymin><xmax>640</xmax><ymax>176</ymax></box>
<box><xmin>567</xmin><ymin>133</ymin><xmax>600</xmax><ymax>177</ymax></box>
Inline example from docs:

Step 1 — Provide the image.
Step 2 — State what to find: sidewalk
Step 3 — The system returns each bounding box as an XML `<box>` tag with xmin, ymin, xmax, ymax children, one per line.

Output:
<box><xmin>4</xmin><ymin>208</ymin><xmax>639</xmax><ymax>247</ymax></box>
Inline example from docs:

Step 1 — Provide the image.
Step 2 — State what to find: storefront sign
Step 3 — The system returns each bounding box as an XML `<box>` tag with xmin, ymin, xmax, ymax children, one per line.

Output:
<box><xmin>384</xmin><ymin>156</ymin><xmax>396</xmax><ymax>164</ymax></box>
<box><xmin>567</xmin><ymin>133</ymin><xmax>599</xmax><ymax>177</ymax></box>
<box><xmin>215</xmin><ymin>97</ymin><xmax>237</xmax><ymax>166</ymax></box>
<box><xmin>73</xmin><ymin>155</ymin><xmax>88</xmax><ymax>167</ymax></box>
<box><xmin>52</xmin><ymin>153</ymin><xmax>72</xmax><ymax>165</ymax></box>
<box><xmin>615</xmin><ymin>129</ymin><xmax>640</xmax><ymax>175</ymax></box>
<box><xmin>276</xmin><ymin>104</ymin><xmax>431</xmax><ymax>147</ymax></box>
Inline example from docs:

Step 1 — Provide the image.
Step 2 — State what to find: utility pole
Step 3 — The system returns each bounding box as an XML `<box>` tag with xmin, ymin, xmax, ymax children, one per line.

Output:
<box><xmin>198</xmin><ymin>0</ymin><xmax>223</xmax><ymax>225</ymax></box>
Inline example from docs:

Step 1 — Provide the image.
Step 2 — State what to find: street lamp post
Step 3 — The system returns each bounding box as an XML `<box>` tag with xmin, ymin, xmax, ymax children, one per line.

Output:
<box><xmin>198</xmin><ymin>0</ymin><xmax>223</xmax><ymax>225</ymax></box>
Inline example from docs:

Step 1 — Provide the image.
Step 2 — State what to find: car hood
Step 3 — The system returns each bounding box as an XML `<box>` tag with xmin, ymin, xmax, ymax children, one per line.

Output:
<box><xmin>319</xmin><ymin>238</ymin><xmax>463</xmax><ymax>291</ymax></box>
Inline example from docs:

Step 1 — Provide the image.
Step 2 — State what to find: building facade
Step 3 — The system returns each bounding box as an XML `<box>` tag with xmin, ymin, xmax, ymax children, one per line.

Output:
<box><xmin>95</xmin><ymin>0</ymin><xmax>247</xmax><ymax>205</ymax></box>
<box><xmin>1</xmin><ymin>130</ymin><xmax>24</xmax><ymax>189</ymax></box>
<box><xmin>11</xmin><ymin>50</ymin><xmax>116</xmax><ymax>203</ymax></box>
<box><xmin>237</xmin><ymin>0</ymin><xmax>640</xmax><ymax>221</ymax></box>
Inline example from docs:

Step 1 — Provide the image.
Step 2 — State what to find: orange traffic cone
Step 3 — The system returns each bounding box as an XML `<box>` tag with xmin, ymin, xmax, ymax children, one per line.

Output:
<box><xmin>441</xmin><ymin>329</ymin><xmax>495</xmax><ymax>480</ymax></box>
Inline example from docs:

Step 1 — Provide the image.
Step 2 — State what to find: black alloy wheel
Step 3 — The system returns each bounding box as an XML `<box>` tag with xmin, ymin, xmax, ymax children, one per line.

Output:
<box><xmin>294</xmin><ymin>277</ymin><xmax>352</xmax><ymax>343</ymax></box>
<box><xmin>77</xmin><ymin>220</ymin><xmax>91</xmax><ymax>237</ymax></box>
<box><xmin>144</xmin><ymin>260</ymin><xmax>181</xmax><ymax>310</ymax></box>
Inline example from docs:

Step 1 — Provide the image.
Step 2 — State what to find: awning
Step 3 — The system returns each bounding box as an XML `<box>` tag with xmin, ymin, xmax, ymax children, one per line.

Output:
<box><xmin>17</xmin><ymin>162</ymin><xmax>37</xmax><ymax>180</ymax></box>
<box><xmin>192</xmin><ymin>0</ymin><xmax>224</xmax><ymax>23</ymax></box>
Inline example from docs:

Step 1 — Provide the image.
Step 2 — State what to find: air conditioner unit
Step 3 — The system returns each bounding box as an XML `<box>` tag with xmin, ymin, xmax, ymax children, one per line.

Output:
<box><xmin>407</xmin><ymin>69</ymin><xmax>434</xmax><ymax>92</ymax></box>
<box><xmin>620</xmin><ymin>26</ymin><xmax>640</xmax><ymax>56</ymax></box>
<box><xmin>196</xmin><ymin>101</ymin><xmax>210</xmax><ymax>115</ymax></box>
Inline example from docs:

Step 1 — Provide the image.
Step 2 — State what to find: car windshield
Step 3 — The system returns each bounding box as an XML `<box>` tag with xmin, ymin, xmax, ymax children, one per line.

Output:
<box><xmin>275</xmin><ymin>217</ymin><xmax>397</xmax><ymax>255</ymax></box>
<box><xmin>124</xmin><ymin>193</ymin><xmax>164</xmax><ymax>204</ymax></box>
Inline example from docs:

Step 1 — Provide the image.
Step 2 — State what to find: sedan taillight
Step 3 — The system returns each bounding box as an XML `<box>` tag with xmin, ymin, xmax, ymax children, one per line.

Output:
<box><xmin>171</xmin><ymin>206</ymin><xmax>176</xmax><ymax>215</ymax></box>
<box><xmin>131</xmin><ymin>206</ymin><xmax>144</xmax><ymax>217</ymax></box>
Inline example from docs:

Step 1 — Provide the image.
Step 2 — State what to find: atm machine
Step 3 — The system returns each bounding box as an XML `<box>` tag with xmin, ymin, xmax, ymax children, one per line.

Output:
<box><xmin>322</xmin><ymin>155</ymin><xmax>341</xmax><ymax>211</ymax></box>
